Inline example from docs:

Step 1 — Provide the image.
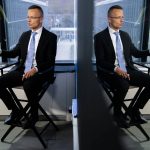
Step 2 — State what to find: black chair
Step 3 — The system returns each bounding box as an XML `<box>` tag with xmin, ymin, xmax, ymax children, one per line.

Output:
<box><xmin>0</xmin><ymin>66</ymin><xmax>59</xmax><ymax>149</ymax></box>
<box><xmin>97</xmin><ymin>66</ymin><xmax>150</xmax><ymax>141</ymax></box>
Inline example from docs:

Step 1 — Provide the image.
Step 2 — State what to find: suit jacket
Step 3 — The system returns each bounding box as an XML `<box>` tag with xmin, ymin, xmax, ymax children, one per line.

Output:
<box><xmin>94</xmin><ymin>27</ymin><xmax>150</xmax><ymax>75</ymax></box>
<box><xmin>2</xmin><ymin>27</ymin><xmax>57</xmax><ymax>75</ymax></box>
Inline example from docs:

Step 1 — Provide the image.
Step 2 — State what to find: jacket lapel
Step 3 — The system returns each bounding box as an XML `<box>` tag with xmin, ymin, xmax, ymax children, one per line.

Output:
<box><xmin>119</xmin><ymin>31</ymin><xmax>127</xmax><ymax>59</ymax></box>
<box><xmin>104</xmin><ymin>28</ymin><xmax>116</xmax><ymax>56</ymax></box>
<box><xmin>36</xmin><ymin>28</ymin><xmax>46</xmax><ymax>55</ymax></box>
<box><xmin>23</xmin><ymin>31</ymin><xmax>31</xmax><ymax>61</ymax></box>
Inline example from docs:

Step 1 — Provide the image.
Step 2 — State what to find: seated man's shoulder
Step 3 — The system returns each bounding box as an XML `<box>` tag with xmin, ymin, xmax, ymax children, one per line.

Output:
<box><xmin>94</xmin><ymin>28</ymin><xmax>107</xmax><ymax>39</ymax></box>
<box><xmin>44</xmin><ymin>28</ymin><xmax>57</xmax><ymax>38</ymax></box>
<box><xmin>120</xmin><ymin>30</ymin><xmax>129</xmax><ymax>36</ymax></box>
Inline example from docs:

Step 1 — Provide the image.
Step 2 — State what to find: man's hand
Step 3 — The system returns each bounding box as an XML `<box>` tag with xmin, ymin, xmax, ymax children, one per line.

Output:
<box><xmin>115</xmin><ymin>67</ymin><xmax>130</xmax><ymax>80</ymax></box>
<box><xmin>22</xmin><ymin>67</ymin><xmax>37</xmax><ymax>80</ymax></box>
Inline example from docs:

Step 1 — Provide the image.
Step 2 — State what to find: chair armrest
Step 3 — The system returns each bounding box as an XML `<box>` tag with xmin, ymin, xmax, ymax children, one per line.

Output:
<box><xmin>38</xmin><ymin>66</ymin><xmax>55</xmax><ymax>84</ymax></box>
<box><xmin>0</xmin><ymin>61</ymin><xmax>18</xmax><ymax>75</ymax></box>
<box><xmin>132</xmin><ymin>61</ymin><xmax>150</xmax><ymax>73</ymax></box>
<box><xmin>132</xmin><ymin>61</ymin><xmax>149</xmax><ymax>68</ymax></box>
<box><xmin>0</xmin><ymin>61</ymin><xmax>18</xmax><ymax>70</ymax></box>
<box><xmin>38</xmin><ymin>66</ymin><xmax>54</xmax><ymax>75</ymax></box>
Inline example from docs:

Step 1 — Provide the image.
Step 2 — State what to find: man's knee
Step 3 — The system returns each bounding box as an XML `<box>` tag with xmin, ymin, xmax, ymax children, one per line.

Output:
<box><xmin>118</xmin><ymin>81</ymin><xmax>129</xmax><ymax>93</ymax></box>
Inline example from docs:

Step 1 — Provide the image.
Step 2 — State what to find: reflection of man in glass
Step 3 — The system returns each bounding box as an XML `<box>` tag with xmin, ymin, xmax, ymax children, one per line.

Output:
<box><xmin>94</xmin><ymin>5</ymin><xmax>150</xmax><ymax>128</ymax></box>
<box><xmin>0</xmin><ymin>5</ymin><xmax>57</xmax><ymax>128</ymax></box>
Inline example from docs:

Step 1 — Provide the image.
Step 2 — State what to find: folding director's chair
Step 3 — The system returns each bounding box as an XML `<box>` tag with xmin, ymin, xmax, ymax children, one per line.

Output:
<box><xmin>0</xmin><ymin>65</ymin><xmax>59</xmax><ymax>149</ymax></box>
<box><xmin>97</xmin><ymin>66</ymin><xmax>150</xmax><ymax>141</ymax></box>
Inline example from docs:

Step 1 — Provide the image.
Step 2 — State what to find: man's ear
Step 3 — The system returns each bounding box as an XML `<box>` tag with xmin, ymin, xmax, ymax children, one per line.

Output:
<box><xmin>108</xmin><ymin>17</ymin><xmax>111</xmax><ymax>24</ymax></box>
<box><xmin>40</xmin><ymin>17</ymin><xmax>43</xmax><ymax>24</ymax></box>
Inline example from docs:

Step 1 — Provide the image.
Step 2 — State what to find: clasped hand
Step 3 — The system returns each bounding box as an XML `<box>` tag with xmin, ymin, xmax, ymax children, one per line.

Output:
<box><xmin>115</xmin><ymin>67</ymin><xmax>130</xmax><ymax>80</ymax></box>
<box><xmin>22</xmin><ymin>67</ymin><xmax>37</xmax><ymax>80</ymax></box>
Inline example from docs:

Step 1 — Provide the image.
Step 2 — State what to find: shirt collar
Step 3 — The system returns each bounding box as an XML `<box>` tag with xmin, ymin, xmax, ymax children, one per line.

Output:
<box><xmin>108</xmin><ymin>26</ymin><xmax>120</xmax><ymax>34</ymax></box>
<box><xmin>32</xmin><ymin>26</ymin><xmax>43</xmax><ymax>34</ymax></box>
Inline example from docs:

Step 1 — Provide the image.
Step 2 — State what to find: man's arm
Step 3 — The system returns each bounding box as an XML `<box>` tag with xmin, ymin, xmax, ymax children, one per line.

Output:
<box><xmin>94</xmin><ymin>33</ymin><xmax>116</xmax><ymax>72</ymax></box>
<box><xmin>0</xmin><ymin>32</ymin><xmax>26</xmax><ymax>58</ymax></box>
<box><xmin>124</xmin><ymin>32</ymin><xmax>150</xmax><ymax>58</ymax></box>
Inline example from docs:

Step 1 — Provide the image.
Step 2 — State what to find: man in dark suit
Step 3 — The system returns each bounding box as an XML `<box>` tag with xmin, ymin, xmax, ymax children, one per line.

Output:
<box><xmin>94</xmin><ymin>5</ymin><xmax>150</xmax><ymax>128</ymax></box>
<box><xmin>0</xmin><ymin>5</ymin><xmax>57</xmax><ymax>128</ymax></box>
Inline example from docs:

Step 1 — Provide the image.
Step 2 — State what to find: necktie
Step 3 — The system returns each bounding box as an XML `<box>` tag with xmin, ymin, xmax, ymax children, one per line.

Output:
<box><xmin>24</xmin><ymin>32</ymin><xmax>37</xmax><ymax>73</ymax></box>
<box><xmin>114</xmin><ymin>32</ymin><xmax>127</xmax><ymax>72</ymax></box>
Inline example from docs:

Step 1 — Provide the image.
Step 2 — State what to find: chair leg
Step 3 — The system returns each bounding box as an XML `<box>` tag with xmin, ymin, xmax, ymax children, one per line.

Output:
<box><xmin>127</xmin><ymin>87</ymin><xmax>143</xmax><ymax>111</ymax></box>
<box><xmin>6</xmin><ymin>90</ymin><xmax>47</xmax><ymax>148</ymax></box>
<box><xmin>4</xmin><ymin>87</ymin><xmax>58</xmax><ymax>149</ymax></box>
<box><xmin>38</xmin><ymin>104</ymin><xmax>59</xmax><ymax>131</ymax></box>
<box><xmin>31</xmin><ymin>126</ymin><xmax>47</xmax><ymax>149</ymax></box>
<box><xmin>1</xmin><ymin>126</ymin><xmax>15</xmax><ymax>142</ymax></box>
<box><xmin>135</xmin><ymin>124</ymin><xmax>150</xmax><ymax>141</ymax></box>
<box><xmin>20</xmin><ymin>107</ymin><xmax>48</xmax><ymax>148</ymax></box>
<box><xmin>100</xmin><ymin>81</ymin><xmax>149</xmax><ymax>141</ymax></box>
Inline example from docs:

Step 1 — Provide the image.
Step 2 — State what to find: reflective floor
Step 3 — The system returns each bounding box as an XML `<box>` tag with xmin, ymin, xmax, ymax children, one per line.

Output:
<box><xmin>0</xmin><ymin>120</ymin><xmax>150</xmax><ymax>150</ymax></box>
<box><xmin>119</xmin><ymin>121</ymin><xmax>150</xmax><ymax>150</ymax></box>
<box><xmin>0</xmin><ymin>121</ymin><xmax>73</xmax><ymax>150</ymax></box>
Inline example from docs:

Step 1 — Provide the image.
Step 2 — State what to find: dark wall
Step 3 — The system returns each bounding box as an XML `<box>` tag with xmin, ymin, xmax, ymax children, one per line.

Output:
<box><xmin>77</xmin><ymin>1</ymin><xmax>128</xmax><ymax>150</ymax></box>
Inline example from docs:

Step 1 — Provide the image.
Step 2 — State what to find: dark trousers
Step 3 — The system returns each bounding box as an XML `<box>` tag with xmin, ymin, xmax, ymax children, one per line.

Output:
<box><xmin>0</xmin><ymin>70</ymin><xmax>49</xmax><ymax>118</ymax></box>
<box><xmin>100</xmin><ymin>67</ymin><xmax>150</xmax><ymax>114</ymax></box>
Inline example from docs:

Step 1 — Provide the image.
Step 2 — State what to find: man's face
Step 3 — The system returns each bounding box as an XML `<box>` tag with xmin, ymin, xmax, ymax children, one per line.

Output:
<box><xmin>27</xmin><ymin>9</ymin><xmax>43</xmax><ymax>31</ymax></box>
<box><xmin>108</xmin><ymin>9</ymin><xmax>124</xmax><ymax>30</ymax></box>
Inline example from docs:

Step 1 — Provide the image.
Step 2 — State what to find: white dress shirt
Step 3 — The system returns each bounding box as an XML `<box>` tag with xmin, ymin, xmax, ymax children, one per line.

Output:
<box><xmin>28</xmin><ymin>26</ymin><xmax>43</xmax><ymax>67</ymax></box>
<box><xmin>108</xmin><ymin>26</ymin><xmax>126</xmax><ymax>67</ymax></box>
